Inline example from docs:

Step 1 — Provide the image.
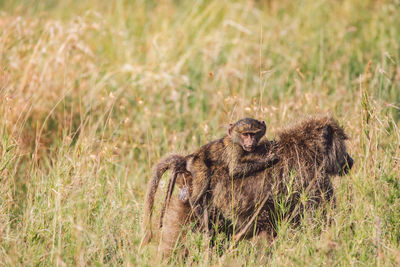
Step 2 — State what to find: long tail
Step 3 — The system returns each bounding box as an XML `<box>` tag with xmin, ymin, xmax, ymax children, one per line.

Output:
<box><xmin>159</xmin><ymin>156</ymin><xmax>189</xmax><ymax>228</ymax></box>
<box><xmin>141</xmin><ymin>154</ymin><xmax>186</xmax><ymax>247</ymax></box>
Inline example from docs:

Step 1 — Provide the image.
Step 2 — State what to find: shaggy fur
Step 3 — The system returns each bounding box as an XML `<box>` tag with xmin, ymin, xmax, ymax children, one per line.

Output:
<box><xmin>209</xmin><ymin>115</ymin><xmax>353</xmax><ymax>238</ymax></box>
<box><xmin>142</xmin><ymin>118</ymin><xmax>277</xmax><ymax>249</ymax></box>
<box><xmin>144</xmin><ymin>115</ymin><xmax>353</xmax><ymax>257</ymax></box>
<box><xmin>141</xmin><ymin>154</ymin><xmax>186</xmax><ymax>247</ymax></box>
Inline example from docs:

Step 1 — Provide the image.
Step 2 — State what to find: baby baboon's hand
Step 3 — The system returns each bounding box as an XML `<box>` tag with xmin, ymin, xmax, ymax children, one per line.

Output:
<box><xmin>265</xmin><ymin>154</ymin><xmax>279</xmax><ymax>167</ymax></box>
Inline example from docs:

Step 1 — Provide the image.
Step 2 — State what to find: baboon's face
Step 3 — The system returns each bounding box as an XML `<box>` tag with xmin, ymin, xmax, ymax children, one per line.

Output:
<box><xmin>229</xmin><ymin>118</ymin><xmax>266</xmax><ymax>152</ymax></box>
<box><xmin>323</xmin><ymin>125</ymin><xmax>353</xmax><ymax>176</ymax></box>
<box><xmin>338</xmin><ymin>152</ymin><xmax>353</xmax><ymax>175</ymax></box>
<box><xmin>239</xmin><ymin>132</ymin><xmax>262</xmax><ymax>152</ymax></box>
<box><xmin>343</xmin><ymin>153</ymin><xmax>354</xmax><ymax>174</ymax></box>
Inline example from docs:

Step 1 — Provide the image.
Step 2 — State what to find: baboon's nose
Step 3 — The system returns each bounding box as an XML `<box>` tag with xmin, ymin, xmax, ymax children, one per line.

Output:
<box><xmin>347</xmin><ymin>154</ymin><xmax>353</xmax><ymax>169</ymax></box>
<box><xmin>343</xmin><ymin>154</ymin><xmax>353</xmax><ymax>173</ymax></box>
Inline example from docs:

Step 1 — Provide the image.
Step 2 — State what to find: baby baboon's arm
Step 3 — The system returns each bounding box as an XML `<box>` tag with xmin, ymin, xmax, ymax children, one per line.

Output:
<box><xmin>229</xmin><ymin>150</ymin><xmax>279</xmax><ymax>179</ymax></box>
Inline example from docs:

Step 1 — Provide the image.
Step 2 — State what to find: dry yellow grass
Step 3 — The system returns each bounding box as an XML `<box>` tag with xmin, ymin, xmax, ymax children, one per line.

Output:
<box><xmin>0</xmin><ymin>0</ymin><xmax>399</xmax><ymax>265</ymax></box>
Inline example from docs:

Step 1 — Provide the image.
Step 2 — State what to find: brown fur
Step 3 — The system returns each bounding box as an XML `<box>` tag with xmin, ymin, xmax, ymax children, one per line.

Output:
<box><xmin>141</xmin><ymin>154</ymin><xmax>186</xmax><ymax>247</ymax></box>
<box><xmin>186</xmin><ymin>118</ymin><xmax>277</xmax><ymax>213</ymax></box>
<box><xmin>209</xmin><ymin>115</ymin><xmax>353</xmax><ymax>238</ymax></box>
<box><xmin>144</xmin><ymin>116</ymin><xmax>353</xmax><ymax>257</ymax></box>
<box><xmin>157</xmin><ymin>191</ymin><xmax>191</xmax><ymax>258</ymax></box>
<box><xmin>141</xmin><ymin>118</ymin><xmax>278</xmax><ymax>249</ymax></box>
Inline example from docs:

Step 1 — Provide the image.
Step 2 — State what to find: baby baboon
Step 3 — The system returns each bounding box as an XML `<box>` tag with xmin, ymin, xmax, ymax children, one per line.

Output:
<box><xmin>186</xmin><ymin>118</ymin><xmax>278</xmax><ymax>213</ymax></box>
<box><xmin>209</xmin><ymin>116</ymin><xmax>353</xmax><ymax>239</ymax></box>
<box><xmin>141</xmin><ymin>118</ymin><xmax>278</xmax><ymax>248</ymax></box>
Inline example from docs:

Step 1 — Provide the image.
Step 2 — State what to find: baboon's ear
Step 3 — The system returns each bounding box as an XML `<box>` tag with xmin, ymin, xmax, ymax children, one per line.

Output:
<box><xmin>323</xmin><ymin>125</ymin><xmax>333</xmax><ymax>149</ymax></box>
<box><xmin>261</xmin><ymin>121</ymin><xmax>266</xmax><ymax>131</ymax></box>
<box><xmin>228</xmin><ymin>123</ymin><xmax>234</xmax><ymax>136</ymax></box>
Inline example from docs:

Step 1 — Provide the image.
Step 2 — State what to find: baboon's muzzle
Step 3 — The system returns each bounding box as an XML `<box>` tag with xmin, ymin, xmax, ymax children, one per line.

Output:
<box><xmin>342</xmin><ymin>153</ymin><xmax>353</xmax><ymax>174</ymax></box>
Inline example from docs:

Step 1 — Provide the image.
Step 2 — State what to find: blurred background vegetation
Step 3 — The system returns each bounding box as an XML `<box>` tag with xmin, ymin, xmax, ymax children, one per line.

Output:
<box><xmin>0</xmin><ymin>0</ymin><xmax>399</xmax><ymax>265</ymax></box>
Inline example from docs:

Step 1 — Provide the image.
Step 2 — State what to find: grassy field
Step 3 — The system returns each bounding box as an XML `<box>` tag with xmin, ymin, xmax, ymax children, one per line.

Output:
<box><xmin>0</xmin><ymin>0</ymin><xmax>399</xmax><ymax>265</ymax></box>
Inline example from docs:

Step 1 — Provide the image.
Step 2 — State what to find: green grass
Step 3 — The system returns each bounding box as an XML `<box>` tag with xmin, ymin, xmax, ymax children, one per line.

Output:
<box><xmin>0</xmin><ymin>0</ymin><xmax>399</xmax><ymax>265</ymax></box>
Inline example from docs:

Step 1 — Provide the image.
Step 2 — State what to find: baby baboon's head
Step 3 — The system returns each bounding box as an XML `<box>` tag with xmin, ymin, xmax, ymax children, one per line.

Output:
<box><xmin>229</xmin><ymin>118</ymin><xmax>266</xmax><ymax>152</ymax></box>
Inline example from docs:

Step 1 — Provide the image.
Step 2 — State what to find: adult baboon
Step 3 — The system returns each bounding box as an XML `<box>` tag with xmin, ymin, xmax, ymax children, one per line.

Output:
<box><xmin>144</xmin><ymin>115</ymin><xmax>353</xmax><ymax>257</ymax></box>
<box><xmin>210</xmin><ymin>115</ymin><xmax>353</xmax><ymax>239</ymax></box>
